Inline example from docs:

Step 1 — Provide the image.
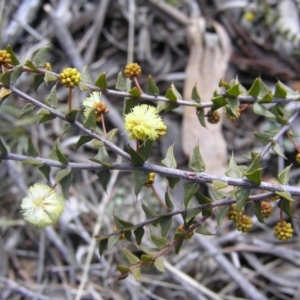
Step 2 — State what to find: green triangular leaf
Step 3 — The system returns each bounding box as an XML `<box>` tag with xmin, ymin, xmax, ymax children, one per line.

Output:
<box><xmin>66</xmin><ymin>109</ymin><xmax>80</xmax><ymax>122</ymax></box>
<box><xmin>123</xmin><ymin>248</ymin><xmax>140</xmax><ymax>264</ymax></box>
<box><xmin>32</xmin><ymin>46</ymin><xmax>50</xmax><ymax>66</ymax></box>
<box><xmin>154</xmin><ymin>257</ymin><xmax>165</xmax><ymax>272</ymax></box>
<box><xmin>27</xmin><ymin>136</ymin><xmax>38</xmax><ymax>157</ymax></box>
<box><xmin>55</xmin><ymin>140</ymin><xmax>68</xmax><ymax>165</ymax></box>
<box><xmin>59</xmin><ymin>171</ymin><xmax>72</xmax><ymax>199</ymax></box>
<box><xmin>165</xmin><ymin>191</ymin><xmax>174</xmax><ymax>210</ymax></box>
<box><xmin>83</xmin><ymin>108</ymin><xmax>97</xmax><ymax>130</ymax></box>
<box><xmin>278</xmin><ymin>165</ymin><xmax>291</xmax><ymax>185</ymax></box>
<box><xmin>150</xmin><ymin>234</ymin><xmax>169</xmax><ymax>249</ymax></box>
<box><xmin>138</xmin><ymin>139</ymin><xmax>153</xmax><ymax>161</ymax></box>
<box><xmin>235</xmin><ymin>187</ymin><xmax>250</xmax><ymax>212</ymax></box>
<box><xmin>253</xmin><ymin>103</ymin><xmax>275</xmax><ymax>119</ymax></box>
<box><xmin>132</xmin><ymin>268</ymin><xmax>141</xmax><ymax>281</ymax></box>
<box><xmin>195</xmin><ymin>225</ymin><xmax>214</xmax><ymax>235</ymax></box>
<box><xmin>127</xmin><ymin>144</ymin><xmax>145</xmax><ymax>165</ymax></box>
<box><xmin>142</xmin><ymin>203</ymin><xmax>156</xmax><ymax>219</ymax></box>
<box><xmin>166</xmin><ymin>177</ymin><xmax>180</xmax><ymax>189</ymax></box>
<box><xmin>146</xmin><ymin>75</ymin><xmax>159</xmax><ymax>96</ymax></box>
<box><xmin>18</xmin><ymin>103</ymin><xmax>35</xmax><ymax>119</ymax></box>
<box><xmin>25</xmin><ymin>60</ymin><xmax>39</xmax><ymax>71</ymax></box>
<box><xmin>244</xmin><ymin>153</ymin><xmax>262</xmax><ymax>184</ymax></box>
<box><xmin>134</xmin><ymin>170</ymin><xmax>149</xmax><ymax>196</ymax></box>
<box><xmin>0</xmin><ymin>71</ymin><xmax>11</xmax><ymax>86</ymax></box>
<box><xmin>225</xmin><ymin>154</ymin><xmax>242</xmax><ymax>178</ymax></box>
<box><xmin>134</xmin><ymin>227</ymin><xmax>144</xmax><ymax>245</ymax></box>
<box><xmin>55</xmin><ymin>168</ymin><xmax>71</xmax><ymax>184</ymax></box>
<box><xmin>33</xmin><ymin>74</ymin><xmax>45</xmax><ymax>92</ymax></box>
<box><xmin>275</xmin><ymin>191</ymin><xmax>294</xmax><ymax>202</ymax></box>
<box><xmin>107</xmin><ymin>235</ymin><xmax>119</xmax><ymax>252</ymax></box>
<box><xmin>6</xmin><ymin>45</ymin><xmax>20</xmax><ymax>65</ymax></box>
<box><xmin>114</xmin><ymin>215</ymin><xmax>135</xmax><ymax>230</ymax></box>
<box><xmin>254</xmin><ymin>202</ymin><xmax>264</xmax><ymax>223</ymax></box>
<box><xmin>76</xmin><ymin>135</ymin><xmax>92</xmax><ymax>150</ymax></box>
<box><xmin>197</xmin><ymin>108</ymin><xmax>206</xmax><ymax>128</ymax></box>
<box><xmin>97</xmin><ymin>170</ymin><xmax>111</xmax><ymax>192</ymax></box>
<box><xmin>272</xmin><ymin>143</ymin><xmax>287</xmax><ymax>159</ymax></box>
<box><xmin>189</xmin><ymin>145</ymin><xmax>205</xmax><ymax>172</ymax></box>
<box><xmin>95</xmin><ymin>72</ymin><xmax>108</xmax><ymax>90</ymax></box>
<box><xmin>254</xmin><ymin>132</ymin><xmax>272</xmax><ymax>145</ymax></box>
<box><xmin>191</xmin><ymin>85</ymin><xmax>201</xmax><ymax>102</ymax></box>
<box><xmin>91</xmin><ymin>146</ymin><xmax>111</xmax><ymax>167</ymax></box>
<box><xmin>194</xmin><ymin>192</ymin><xmax>212</xmax><ymax>216</ymax></box>
<box><xmin>44</xmin><ymin>72</ymin><xmax>57</xmax><ymax>85</ymax></box>
<box><xmin>277</xmin><ymin>198</ymin><xmax>293</xmax><ymax>218</ymax></box>
<box><xmin>216</xmin><ymin>205</ymin><xmax>230</xmax><ymax>226</ymax></box>
<box><xmin>10</xmin><ymin>65</ymin><xmax>23</xmax><ymax>84</ymax></box>
<box><xmin>159</xmin><ymin>217</ymin><xmax>172</xmax><ymax>237</ymax></box>
<box><xmin>183</xmin><ymin>182</ymin><xmax>199</xmax><ymax>207</ymax></box>
<box><xmin>161</xmin><ymin>144</ymin><xmax>177</xmax><ymax>168</ymax></box>
<box><xmin>211</xmin><ymin>94</ymin><xmax>228</xmax><ymax>111</ymax></box>
<box><xmin>129</xmin><ymin>87</ymin><xmax>141</xmax><ymax>97</ymax></box>
<box><xmin>165</xmin><ymin>83</ymin><xmax>181</xmax><ymax>101</ymax></box>
<box><xmin>99</xmin><ymin>238</ymin><xmax>108</xmax><ymax>256</ymax></box>
<box><xmin>212</xmin><ymin>180</ymin><xmax>228</xmax><ymax>190</ymax></box>
<box><xmin>45</xmin><ymin>84</ymin><xmax>58</xmax><ymax>108</ymax></box>
<box><xmin>115</xmin><ymin>71</ymin><xmax>127</xmax><ymax>91</ymax></box>
<box><xmin>38</xmin><ymin>165</ymin><xmax>51</xmax><ymax>182</ymax></box>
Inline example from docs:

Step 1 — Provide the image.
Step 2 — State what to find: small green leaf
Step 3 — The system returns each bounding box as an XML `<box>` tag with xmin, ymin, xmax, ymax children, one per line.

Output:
<box><xmin>60</xmin><ymin>171</ymin><xmax>72</xmax><ymax>199</ymax></box>
<box><xmin>216</xmin><ymin>205</ymin><xmax>230</xmax><ymax>226</ymax></box>
<box><xmin>66</xmin><ymin>109</ymin><xmax>80</xmax><ymax>122</ymax></box>
<box><xmin>0</xmin><ymin>71</ymin><xmax>11</xmax><ymax>86</ymax></box>
<box><xmin>253</xmin><ymin>103</ymin><xmax>275</xmax><ymax>119</ymax></box>
<box><xmin>123</xmin><ymin>98</ymin><xmax>136</xmax><ymax>114</ymax></box>
<box><xmin>27</xmin><ymin>136</ymin><xmax>38</xmax><ymax>157</ymax></box>
<box><xmin>248</xmin><ymin>77</ymin><xmax>271</xmax><ymax>98</ymax></box>
<box><xmin>165</xmin><ymin>83</ymin><xmax>181</xmax><ymax>101</ymax></box>
<box><xmin>124</xmin><ymin>230</ymin><xmax>132</xmax><ymax>241</ymax></box>
<box><xmin>91</xmin><ymin>147</ymin><xmax>111</xmax><ymax>166</ymax></box>
<box><xmin>18</xmin><ymin>103</ymin><xmax>35</xmax><ymax>119</ymax></box>
<box><xmin>107</xmin><ymin>128</ymin><xmax>119</xmax><ymax>143</ymax></box>
<box><xmin>76</xmin><ymin>135</ymin><xmax>92</xmax><ymax>149</ymax></box>
<box><xmin>166</xmin><ymin>177</ymin><xmax>180</xmax><ymax>189</ymax></box>
<box><xmin>142</xmin><ymin>203</ymin><xmax>156</xmax><ymax>219</ymax></box>
<box><xmin>272</xmin><ymin>143</ymin><xmax>287</xmax><ymax>159</ymax></box>
<box><xmin>244</xmin><ymin>153</ymin><xmax>262</xmax><ymax>184</ymax></box>
<box><xmin>278</xmin><ymin>165</ymin><xmax>291</xmax><ymax>185</ymax></box>
<box><xmin>0</xmin><ymin>87</ymin><xmax>12</xmax><ymax>103</ymax></box>
<box><xmin>140</xmin><ymin>254</ymin><xmax>153</xmax><ymax>262</ymax></box>
<box><xmin>55</xmin><ymin>168</ymin><xmax>71</xmax><ymax>184</ymax></box>
<box><xmin>129</xmin><ymin>87</ymin><xmax>141</xmax><ymax>97</ymax></box>
<box><xmin>150</xmin><ymin>234</ymin><xmax>169</xmax><ymax>249</ymax></box>
<box><xmin>6</xmin><ymin>45</ymin><xmax>19</xmax><ymax>65</ymax></box>
<box><xmin>197</xmin><ymin>108</ymin><xmax>206</xmax><ymax>128</ymax></box>
<box><xmin>127</xmin><ymin>144</ymin><xmax>145</xmax><ymax>165</ymax></box>
<box><xmin>146</xmin><ymin>75</ymin><xmax>159</xmax><ymax>96</ymax></box>
<box><xmin>97</xmin><ymin>170</ymin><xmax>111</xmax><ymax>192</ymax></box>
<box><xmin>84</xmin><ymin>108</ymin><xmax>96</xmax><ymax>130</ymax></box>
<box><xmin>235</xmin><ymin>187</ymin><xmax>250</xmax><ymax>212</ymax></box>
<box><xmin>55</xmin><ymin>140</ymin><xmax>68</xmax><ymax>165</ymax></box>
<box><xmin>277</xmin><ymin>199</ymin><xmax>293</xmax><ymax>218</ymax></box>
<box><xmin>33</xmin><ymin>74</ymin><xmax>45</xmax><ymax>92</ymax></box>
<box><xmin>211</xmin><ymin>94</ymin><xmax>228</xmax><ymax>111</ymax></box>
<box><xmin>99</xmin><ymin>238</ymin><xmax>108</xmax><ymax>256</ymax></box>
<box><xmin>157</xmin><ymin>100</ymin><xmax>179</xmax><ymax>113</ymax></box>
<box><xmin>227</xmin><ymin>98</ymin><xmax>240</xmax><ymax>116</ymax></box>
<box><xmin>154</xmin><ymin>257</ymin><xmax>165</xmax><ymax>272</ymax></box>
<box><xmin>45</xmin><ymin>84</ymin><xmax>58</xmax><ymax>108</ymax></box>
<box><xmin>275</xmin><ymin>191</ymin><xmax>294</xmax><ymax>202</ymax></box>
<box><xmin>32</xmin><ymin>46</ymin><xmax>50</xmax><ymax>66</ymax></box>
<box><xmin>117</xmin><ymin>265</ymin><xmax>130</xmax><ymax>276</ymax></box>
<box><xmin>195</xmin><ymin>225</ymin><xmax>214</xmax><ymax>235</ymax></box>
<box><xmin>114</xmin><ymin>215</ymin><xmax>135</xmax><ymax>230</ymax></box>
<box><xmin>10</xmin><ymin>65</ymin><xmax>23</xmax><ymax>84</ymax></box>
<box><xmin>194</xmin><ymin>192</ymin><xmax>212</xmax><ymax>216</ymax></box>
<box><xmin>81</xmin><ymin>65</ymin><xmax>91</xmax><ymax>83</ymax></box>
<box><xmin>183</xmin><ymin>208</ymin><xmax>201</xmax><ymax>223</ymax></box>
<box><xmin>95</xmin><ymin>72</ymin><xmax>108</xmax><ymax>90</ymax></box>
<box><xmin>161</xmin><ymin>144</ymin><xmax>177</xmax><ymax>168</ymax></box>
<box><xmin>25</xmin><ymin>60</ymin><xmax>38</xmax><ymax>71</ymax></box>
<box><xmin>191</xmin><ymin>85</ymin><xmax>201</xmax><ymax>102</ymax></box>
<box><xmin>183</xmin><ymin>182</ymin><xmax>199</xmax><ymax>207</ymax></box>
<box><xmin>138</xmin><ymin>139</ymin><xmax>153</xmax><ymax>161</ymax></box>
<box><xmin>274</xmin><ymin>80</ymin><xmax>298</xmax><ymax>98</ymax></box>
<box><xmin>38</xmin><ymin>165</ymin><xmax>51</xmax><ymax>182</ymax></box>
<box><xmin>212</xmin><ymin>180</ymin><xmax>228</xmax><ymax>190</ymax></box>
<box><xmin>209</xmin><ymin>186</ymin><xmax>226</xmax><ymax>200</ymax></box>
<box><xmin>134</xmin><ymin>227</ymin><xmax>144</xmax><ymax>245</ymax></box>
<box><xmin>132</xmin><ymin>268</ymin><xmax>141</xmax><ymax>281</ymax></box>
<box><xmin>123</xmin><ymin>249</ymin><xmax>140</xmax><ymax>264</ymax></box>
<box><xmin>174</xmin><ymin>239</ymin><xmax>184</xmax><ymax>254</ymax></box>
<box><xmin>107</xmin><ymin>235</ymin><xmax>120</xmax><ymax>252</ymax></box>
<box><xmin>189</xmin><ymin>145</ymin><xmax>205</xmax><ymax>172</ymax></box>
<box><xmin>165</xmin><ymin>191</ymin><xmax>174</xmax><ymax>210</ymax></box>
<box><xmin>254</xmin><ymin>132</ymin><xmax>272</xmax><ymax>145</ymax></box>
<box><xmin>159</xmin><ymin>217</ymin><xmax>172</xmax><ymax>237</ymax></box>
<box><xmin>226</xmin><ymin>83</ymin><xmax>240</xmax><ymax>97</ymax></box>
<box><xmin>254</xmin><ymin>202</ymin><xmax>264</xmax><ymax>223</ymax></box>
<box><xmin>115</xmin><ymin>71</ymin><xmax>127</xmax><ymax>91</ymax></box>
<box><xmin>39</xmin><ymin>113</ymin><xmax>56</xmax><ymax>124</ymax></box>
<box><xmin>134</xmin><ymin>170</ymin><xmax>149</xmax><ymax>196</ymax></box>
<box><xmin>44</xmin><ymin>72</ymin><xmax>57</xmax><ymax>84</ymax></box>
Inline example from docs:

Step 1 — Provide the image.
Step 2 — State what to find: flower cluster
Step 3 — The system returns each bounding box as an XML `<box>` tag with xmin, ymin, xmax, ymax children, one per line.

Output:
<box><xmin>274</xmin><ymin>221</ymin><xmax>293</xmax><ymax>241</ymax></box>
<box><xmin>82</xmin><ymin>92</ymin><xmax>108</xmax><ymax>121</ymax></box>
<box><xmin>60</xmin><ymin>67</ymin><xmax>81</xmax><ymax>88</ymax></box>
<box><xmin>261</xmin><ymin>201</ymin><xmax>272</xmax><ymax>218</ymax></box>
<box><xmin>0</xmin><ymin>50</ymin><xmax>12</xmax><ymax>64</ymax></box>
<box><xmin>21</xmin><ymin>183</ymin><xmax>65</xmax><ymax>228</ymax></box>
<box><xmin>206</xmin><ymin>110</ymin><xmax>220</xmax><ymax>124</ymax></box>
<box><xmin>144</xmin><ymin>172</ymin><xmax>155</xmax><ymax>187</ymax></box>
<box><xmin>124</xmin><ymin>63</ymin><xmax>142</xmax><ymax>80</ymax></box>
<box><xmin>227</xmin><ymin>204</ymin><xmax>253</xmax><ymax>232</ymax></box>
<box><xmin>124</xmin><ymin>105</ymin><xmax>167</xmax><ymax>141</ymax></box>
<box><xmin>44</xmin><ymin>62</ymin><xmax>52</xmax><ymax>71</ymax></box>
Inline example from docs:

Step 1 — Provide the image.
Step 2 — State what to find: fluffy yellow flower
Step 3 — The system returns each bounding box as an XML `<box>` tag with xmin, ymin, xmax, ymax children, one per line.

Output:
<box><xmin>82</xmin><ymin>91</ymin><xmax>108</xmax><ymax>121</ymax></box>
<box><xmin>21</xmin><ymin>183</ymin><xmax>65</xmax><ymax>228</ymax></box>
<box><xmin>124</xmin><ymin>105</ymin><xmax>167</xmax><ymax>141</ymax></box>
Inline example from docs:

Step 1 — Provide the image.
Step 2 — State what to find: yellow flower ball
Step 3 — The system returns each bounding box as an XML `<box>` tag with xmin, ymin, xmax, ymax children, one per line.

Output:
<box><xmin>124</xmin><ymin>104</ymin><xmax>167</xmax><ymax>141</ymax></box>
<box><xmin>21</xmin><ymin>183</ymin><xmax>65</xmax><ymax>228</ymax></box>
